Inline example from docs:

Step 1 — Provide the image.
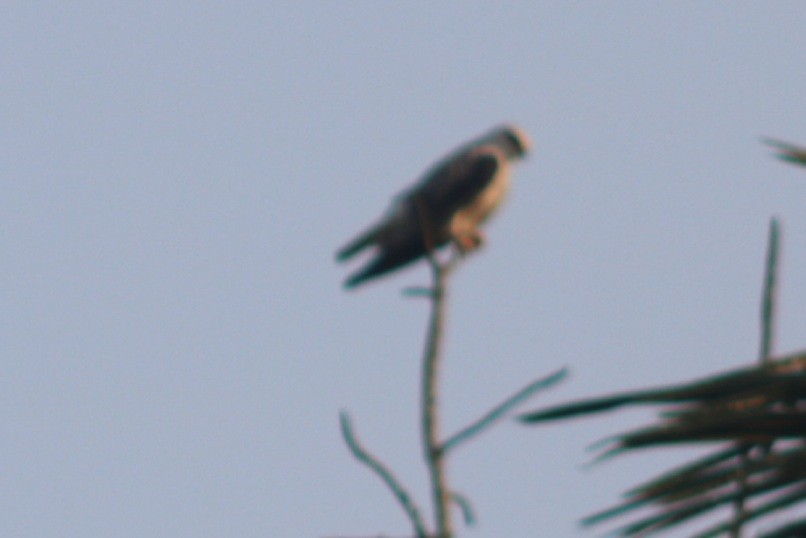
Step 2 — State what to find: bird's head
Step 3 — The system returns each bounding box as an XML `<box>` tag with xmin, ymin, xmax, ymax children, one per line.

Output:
<box><xmin>486</xmin><ymin>124</ymin><xmax>532</xmax><ymax>160</ymax></box>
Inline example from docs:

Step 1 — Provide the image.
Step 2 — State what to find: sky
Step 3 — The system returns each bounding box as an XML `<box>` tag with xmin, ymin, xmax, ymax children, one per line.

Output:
<box><xmin>3</xmin><ymin>3</ymin><xmax>806</xmax><ymax>537</ymax></box>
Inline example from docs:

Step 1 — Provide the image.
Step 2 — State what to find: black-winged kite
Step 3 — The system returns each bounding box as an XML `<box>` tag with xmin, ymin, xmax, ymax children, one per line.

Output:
<box><xmin>336</xmin><ymin>124</ymin><xmax>531</xmax><ymax>289</ymax></box>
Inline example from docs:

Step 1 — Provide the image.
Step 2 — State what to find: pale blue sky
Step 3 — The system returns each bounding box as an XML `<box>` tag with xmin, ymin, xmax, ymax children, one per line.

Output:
<box><xmin>3</xmin><ymin>3</ymin><xmax>806</xmax><ymax>537</ymax></box>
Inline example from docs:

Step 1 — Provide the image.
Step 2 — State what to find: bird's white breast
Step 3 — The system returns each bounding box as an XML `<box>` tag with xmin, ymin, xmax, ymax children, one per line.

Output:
<box><xmin>459</xmin><ymin>159</ymin><xmax>510</xmax><ymax>223</ymax></box>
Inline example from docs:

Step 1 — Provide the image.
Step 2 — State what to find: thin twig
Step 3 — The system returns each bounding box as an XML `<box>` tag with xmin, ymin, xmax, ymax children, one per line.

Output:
<box><xmin>732</xmin><ymin>217</ymin><xmax>782</xmax><ymax>537</ymax></box>
<box><xmin>339</xmin><ymin>412</ymin><xmax>429</xmax><ymax>538</ymax></box>
<box><xmin>759</xmin><ymin>217</ymin><xmax>780</xmax><ymax>363</ymax></box>
<box><xmin>402</xmin><ymin>286</ymin><xmax>436</xmax><ymax>299</ymax></box>
<box><xmin>442</xmin><ymin>368</ymin><xmax>568</xmax><ymax>454</ymax></box>
<box><xmin>450</xmin><ymin>492</ymin><xmax>476</xmax><ymax>527</ymax></box>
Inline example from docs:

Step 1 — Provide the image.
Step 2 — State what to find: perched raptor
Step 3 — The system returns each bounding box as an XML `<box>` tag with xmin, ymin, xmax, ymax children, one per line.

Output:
<box><xmin>336</xmin><ymin>124</ymin><xmax>531</xmax><ymax>289</ymax></box>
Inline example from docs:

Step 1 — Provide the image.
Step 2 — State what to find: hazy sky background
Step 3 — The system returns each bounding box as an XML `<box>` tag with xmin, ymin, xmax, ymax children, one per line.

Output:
<box><xmin>4</xmin><ymin>3</ymin><xmax>806</xmax><ymax>537</ymax></box>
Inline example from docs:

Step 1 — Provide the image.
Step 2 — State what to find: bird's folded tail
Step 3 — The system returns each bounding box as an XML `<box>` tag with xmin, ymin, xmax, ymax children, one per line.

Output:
<box><xmin>344</xmin><ymin>239</ymin><xmax>426</xmax><ymax>289</ymax></box>
<box><xmin>335</xmin><ymin>226</ymin><xmax>379</xmax><ymax>261</ymax></box>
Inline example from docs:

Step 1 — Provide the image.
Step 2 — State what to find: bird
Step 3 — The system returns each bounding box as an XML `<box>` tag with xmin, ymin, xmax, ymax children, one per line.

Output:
<box><xmin>762</xmin><ymin>137</ymin><xmax>806</xmax><ymax>167</ymax></box>
<box><xmin>336</xmin><ymin>124</ymin><xmax>531</xmax><ymax>289</ymax></box>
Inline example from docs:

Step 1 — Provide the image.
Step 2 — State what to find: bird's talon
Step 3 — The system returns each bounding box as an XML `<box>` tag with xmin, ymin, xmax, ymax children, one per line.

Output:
<box><xmin>453</xmin><ymin>232</ymin><xmax>483</xmax><ymax>255</ymax></box>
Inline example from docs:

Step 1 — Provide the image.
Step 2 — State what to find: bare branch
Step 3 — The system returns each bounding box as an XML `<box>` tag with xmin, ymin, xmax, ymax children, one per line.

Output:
<box><xmin>443</xmin><ymin>368</ymin><xmax>567</xmax><ymax>453</ymax></box>
<box><xmin>421</xmin><ymin>257</ymin><xmax>452</xmax><ymax>538</ymax></box>
<box><xmin>339</xmin><ymin>412</ymin><xmax>429</xmax><ymax>538</ymax></box>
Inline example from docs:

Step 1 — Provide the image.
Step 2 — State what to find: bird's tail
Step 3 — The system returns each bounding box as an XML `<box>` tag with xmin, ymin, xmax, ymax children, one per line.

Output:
<box><xmin>343</xmin><ymin>239</ymin><xmax>426</xmax><ymax>289</ymax></box>
<box><xmin>344</xmin><ymin>254</ymin><xmax>399</xmax><ymax>289</ymax></box>
<box><xmin>335</xmin><ymin>226</ymin><xmax>379</xmax><ymax>261</ymax></box>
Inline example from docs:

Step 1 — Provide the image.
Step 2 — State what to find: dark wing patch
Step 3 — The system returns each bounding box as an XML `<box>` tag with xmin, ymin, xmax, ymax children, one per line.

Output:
<box><xmin>421</xmin><ymin>151</ymin><xmax>500</xmax><ymax>219</ymax></box>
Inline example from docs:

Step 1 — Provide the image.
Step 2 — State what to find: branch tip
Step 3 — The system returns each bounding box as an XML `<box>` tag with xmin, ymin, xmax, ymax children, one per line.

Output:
<box><xmin>339</xmin><ymin>412</ymin><xmax>428</xmax><ymax>538</ymax></box>
<box><xmin>443</xmin><ymin>367</ymin><xmax>568</xmax><ymax>453</ymax></box>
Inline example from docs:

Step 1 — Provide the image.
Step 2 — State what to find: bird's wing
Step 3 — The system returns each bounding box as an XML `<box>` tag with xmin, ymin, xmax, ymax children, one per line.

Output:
<box><xmin>415</xmin><ymin>148</ymin><xmax>502</xmax><ymax>221</ymax></box>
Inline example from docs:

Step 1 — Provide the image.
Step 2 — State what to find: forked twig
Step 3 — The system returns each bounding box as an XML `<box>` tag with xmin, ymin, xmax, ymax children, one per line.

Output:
<box><xmin>341</xmin><ymin>191</ymin><xmax>555</xmax><ymax>537</ymax></box>
<box><xmin>339</xmin><ymin>412</ymin><xmax>428</xmax><ymax>538</ymax></box>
